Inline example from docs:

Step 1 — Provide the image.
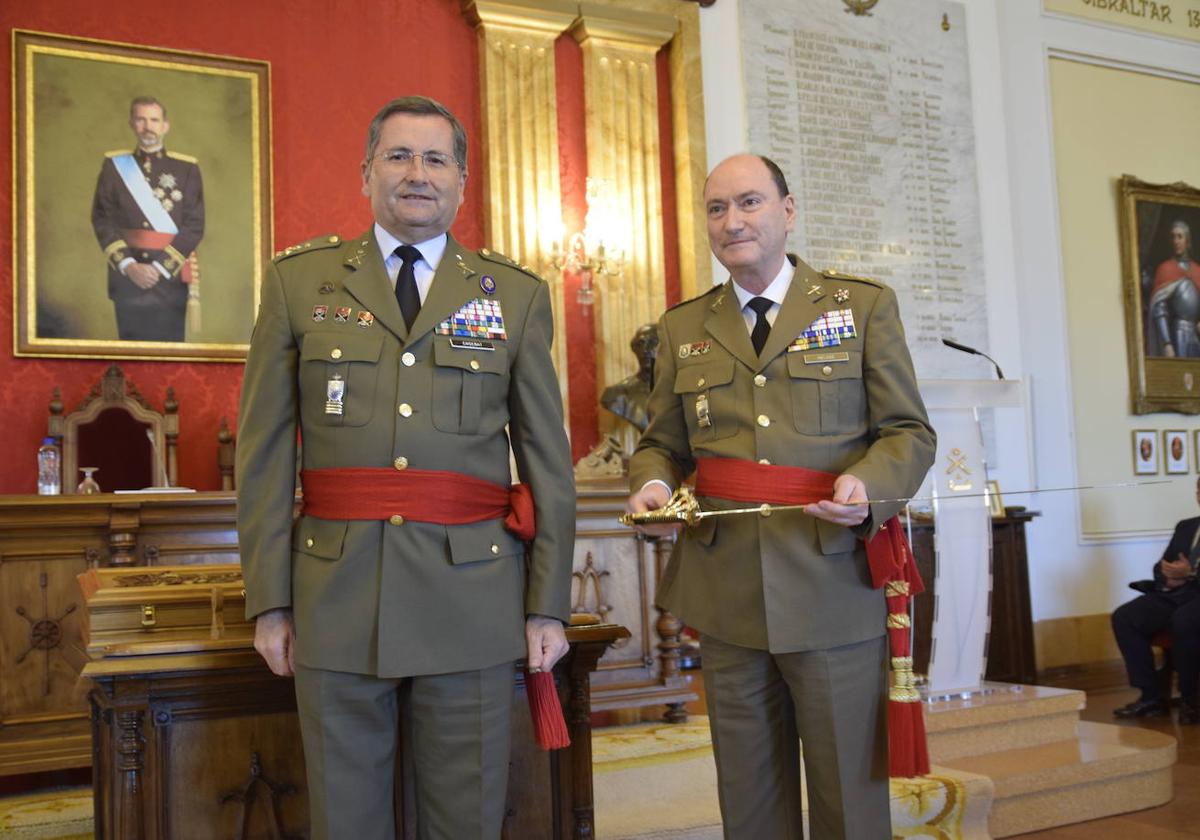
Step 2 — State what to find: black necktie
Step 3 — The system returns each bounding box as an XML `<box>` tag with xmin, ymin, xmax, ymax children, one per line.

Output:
<box><xmin>748</xmin><ymin>296</ymin><xmax>773</xmax><ymax>355</ymax></box>
<box><xmin>394</xmin><ymin>245</ymin><xmax>423</xmax><ymax>331</ymax></box>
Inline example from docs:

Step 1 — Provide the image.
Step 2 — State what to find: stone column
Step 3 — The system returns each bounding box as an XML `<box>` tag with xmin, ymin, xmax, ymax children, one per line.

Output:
<box><xmin>570</xmin><ymin>5</ymin><xmax>677</xmax><ymax>422</ymax></box>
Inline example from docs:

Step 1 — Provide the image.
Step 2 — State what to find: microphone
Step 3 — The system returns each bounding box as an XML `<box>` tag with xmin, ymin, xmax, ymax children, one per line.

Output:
<box><xmin>941</xmin><ymin>338</ymin><xmax>1005</xmax><ymax>380</ymax></box>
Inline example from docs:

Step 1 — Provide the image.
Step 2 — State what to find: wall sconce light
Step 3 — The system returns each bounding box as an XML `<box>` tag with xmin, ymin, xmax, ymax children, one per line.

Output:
<box><xmin>549</xmin><ymin>178</ymin><xmax>625</xmax><ymax>305</ymax></box>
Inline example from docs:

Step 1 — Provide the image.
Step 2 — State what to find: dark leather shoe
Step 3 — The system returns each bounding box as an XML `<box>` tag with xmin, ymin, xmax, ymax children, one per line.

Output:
<box><xmin>1179</xmin><ymin>699</ymin><xmax>1200</xmax><ymax>724</ymax></box>
<box><xmin>1113</xmin><ymin>698</ymin><xmax>1169</xmax><ymax>718</ymax></box>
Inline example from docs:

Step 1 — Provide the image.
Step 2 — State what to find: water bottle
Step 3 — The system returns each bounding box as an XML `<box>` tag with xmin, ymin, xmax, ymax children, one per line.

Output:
<box><xmin>37</xmin><ymin>437</ymin><xmax>60</xmax><ymax>495</ymax></box>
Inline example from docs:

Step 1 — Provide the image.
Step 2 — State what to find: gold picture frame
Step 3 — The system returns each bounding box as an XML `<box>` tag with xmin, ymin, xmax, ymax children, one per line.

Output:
<box><xmin>1164</xmin><ymin>429</ymin><xmax>1190</xmax><ymax>474</ymax></box>
<box><xmin>1133</xmin><ymin>429</ymin><xmax>1159</xmax><ymax>475</ymax></box>
<box><xmin>1119</xmin><ymin>175</ymin><xmax>1200</xmax><ymax>413</ymax></box>
<box><xmin>12</xmin><ymin>30</ymin><xmax>272</xmax><ymax>361</ymax></box>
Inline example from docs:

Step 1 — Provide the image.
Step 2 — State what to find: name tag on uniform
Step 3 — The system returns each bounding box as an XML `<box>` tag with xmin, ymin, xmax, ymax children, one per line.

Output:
<box><xmin>802</xmin><ymin>352</ymin><xmax>849</xmax><ymax>365</ymax></box>
<box><xmin>450</xmin><ymin>338</ymin><xmax>495</xmax><ymax>352</ymax></box>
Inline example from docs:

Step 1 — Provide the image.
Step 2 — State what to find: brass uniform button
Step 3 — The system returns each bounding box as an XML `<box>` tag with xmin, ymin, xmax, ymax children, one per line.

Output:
<box><xmin>389</xmin><ymin>514</ymin><xmax>405</xmax><ymax>526</ymax></box>
<box><xmin>393</xmin><ymin>456</ymin><xmax>408</xmax><ymax>470</ymax></box>
<box><xmin>328</xmin><ymin>235</ymin><xmax>340</xmax><ymax>243</ymax></box>
<box><xmin>758</xmin><ymin>458</ymin><xmax>771</xmax><ymax>465</ymax></box>
<box><xmin>757</xmin><ymin>414</ymin><xmax>770</xmax><ymax>428</ymax></box>
<box><xmin>759</xmin><ymin>504</ymin><xmax>772</xmax><ymax>518</ymax></box>
<box><xmin>490</xmin><ymin>544</ymin><xmax>500</xmax><ymax>555</ymax></box>
<box><xmin>305</xmin><ymin>537</ymin><xmax>315</xmax><ymax>548</ymax></box>
<box><xmin>402</xmin><ymin>352</ymin><xmax>416</xmax><ymax>367</ymax></box>
<box><xmin>822</xmin><ymin>365</ymin><xmax>833</xmax><ymax>376</ymax></box>
<box><xmin>470</xmin><ymin>359</ymin><xmax>481</xmax><ymax>371</ymax></box>
<box><xmin>330</xmin><ymin>348</ymin><xmax>343</xmax><ymax>360</ymax></box>
<box><xmin>753</xmin><ymin>374</ymin><xmax>767</xmax><ymax>387</ymax></box>
<box><xmin>697</xmin><ymin>377</ymin><xmax>706</xmax><ymax>388</ymax></box>
<box><xmin>398</xmin><ymin>403</ymin><xmax>413</xmax><ymax>417</ymax></box>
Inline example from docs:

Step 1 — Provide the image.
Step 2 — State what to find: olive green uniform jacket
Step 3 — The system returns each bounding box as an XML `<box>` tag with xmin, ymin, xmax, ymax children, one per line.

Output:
<box><xmin>237</xmin><ymin>230</ymin><xmax>575</xmax><ymax>677</ymax></box>
<box><xmin>630</xmin><ymin>257</ymin><xmax>935</xmax><ymax>653</ymax></box>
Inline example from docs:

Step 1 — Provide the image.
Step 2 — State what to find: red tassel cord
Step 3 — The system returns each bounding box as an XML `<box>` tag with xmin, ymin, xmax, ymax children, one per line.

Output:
<box><xmin>525</xmin><ymin>669</ymin><xmax>571</xmax><ymax>750</ymax></box>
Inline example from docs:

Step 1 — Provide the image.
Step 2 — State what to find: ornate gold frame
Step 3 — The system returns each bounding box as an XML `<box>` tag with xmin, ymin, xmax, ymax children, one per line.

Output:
<box><xmin>1164</xmin><ymin>429</ymin><xmax>1190</xmax><ymax>475</ymax></box>
<box><xmin>1119</xmin><ymin>175</ymin><xmax>1200</xmax><ymax>413</ymax></box>
<box><xmin>12</xmin><ymin>30</ymin><xmax>272</xmax><ymax>361</ymax></box>
<box><xmin>1132</xmin><ymin>429</ymin><xmax>1158</xmax><ymax>475</ymax></box>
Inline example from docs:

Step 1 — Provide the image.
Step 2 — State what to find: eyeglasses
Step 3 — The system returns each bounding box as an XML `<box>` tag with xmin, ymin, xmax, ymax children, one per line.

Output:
<box><xmin>374</xmin><ymin>149</ymin><xmax>457</xmax><ymax>171</ymax></box>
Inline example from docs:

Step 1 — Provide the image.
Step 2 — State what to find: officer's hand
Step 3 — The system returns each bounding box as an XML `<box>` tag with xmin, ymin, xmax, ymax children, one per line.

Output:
<box><xmin>124</xmin><ymin>262</ymin><xmax>161</xmax><ymax>290</ymax></box>
<box><xmin>626</xmin><ymin>482</ymin><xmax>679</xmax><ymax>537</ymax></box>
<box><xmin>254</xmin><ymin>608</ymin><xmax>296</xmax><ymax>677</ymax></box>
<box><xmin>804</xmin><ymin>473</ymin><xmax>870</xmax><ymax>526</ymax></box>
<box><xmin>1162</xmin><ymin>554</ymin><xmax>1193</xmax><ymax>582</ymax></box>
<box><xmin>525</xmin><ymin>615</ymin><xmax>569</xmax><ymax>673</ymax></box>
<box><xmin>1165</xmin><ymin>343</ymin><xmax>1178</xmax><ymax>358</ymax></box>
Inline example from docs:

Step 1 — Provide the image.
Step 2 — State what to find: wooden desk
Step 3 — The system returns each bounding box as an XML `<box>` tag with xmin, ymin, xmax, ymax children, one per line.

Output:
<box><xmin>0</xmin><ymin>492</ymin><xmax>242</xmax><ymax>777</ymax></box>
<box><xmin>907</xmin><ymin>509</ymin><xmax>1040</xmax><ymax>685</ymax></box>
<box><xmin>86</xmin><ymin>624</ymin><xmax>628</xmax><ymax>840</ymax></box>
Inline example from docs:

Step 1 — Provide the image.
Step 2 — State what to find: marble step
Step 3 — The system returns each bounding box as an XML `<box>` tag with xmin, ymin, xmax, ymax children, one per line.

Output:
<box><xmin>939</xmin><ymin>720</ymin><xmax>1176</xmax><ymax>837</ymax></box>
<box><xmin>925</xmin><ymin>682</ymin><xmax>1085</xmax><ymax>761</ymax></box>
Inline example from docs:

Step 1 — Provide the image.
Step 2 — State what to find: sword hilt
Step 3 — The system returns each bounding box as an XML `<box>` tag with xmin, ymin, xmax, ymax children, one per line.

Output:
<box><xmin>617</xmin><ymin>486</ymin><xmax>703</xmax><ymax>527</ymax></box>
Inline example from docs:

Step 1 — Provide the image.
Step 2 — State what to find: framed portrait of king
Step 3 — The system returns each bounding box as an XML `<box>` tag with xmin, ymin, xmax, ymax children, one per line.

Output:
<box><xmin>1119</xmin><ymin>175</ymin><xmax>1200</xmax><ymax>413</ymax></box>
<box><xmin>13</xmin><ymin>30</ymin><xmax>271</xmax><ymax>361</ymax></box>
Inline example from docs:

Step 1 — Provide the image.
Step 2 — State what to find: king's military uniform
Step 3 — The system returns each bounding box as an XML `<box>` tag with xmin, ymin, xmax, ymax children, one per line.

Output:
<box><xmin>91</xmin><ymin>147</ymin><xmax>204</xmax><ymax>341</ymax></box>
<box><xmin>236</xmin><ymin>230</ymin><xmax>575</xmax><ymax>837</ymax></box>
<box><xmin>630</xmin><ymin>255</ymin><xmax>935</xmax><ymax>839</ymax></box>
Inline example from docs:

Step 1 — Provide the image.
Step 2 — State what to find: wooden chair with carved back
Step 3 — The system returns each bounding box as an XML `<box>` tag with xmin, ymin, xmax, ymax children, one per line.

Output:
<box><xmin>48</xmin><ymin>365</ymin><xmax>178</xmax><ymax>493</ymax></box>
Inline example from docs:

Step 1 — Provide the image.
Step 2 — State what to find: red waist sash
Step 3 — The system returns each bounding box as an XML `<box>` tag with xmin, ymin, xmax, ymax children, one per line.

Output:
<box><xmin>120</xmin><ymin>229</ymin><xmax>194</xmax><ymax>284</ymax></box>
<box><xmin>123</xmin><ymin>229</ymin><xmax>175</xmax><ymax>250</ymax></box>
<box><xmin>300</xmin><ymin>467</ymin><xmax>535</xmax><ymax>541</ymax></box>
<box><xmin>693</xmin><ymin>456</ymin><xmax>922</xmax><ymax>595</ymax></box>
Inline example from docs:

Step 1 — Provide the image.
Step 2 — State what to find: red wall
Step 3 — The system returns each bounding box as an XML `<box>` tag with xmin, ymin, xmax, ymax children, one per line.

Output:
<box><xmin>1</xmin><ymin>4</ymin><xmax>680</xmax><ymax>491</ymax></box>
<box><xmin>1</xmin><ymin>1</ymin><xmax>482</xmax><ymax>493</ymax></box>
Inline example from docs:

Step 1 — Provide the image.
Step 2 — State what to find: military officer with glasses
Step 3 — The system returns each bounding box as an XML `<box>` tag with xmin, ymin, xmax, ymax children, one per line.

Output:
<box><xmin>237</xmin><ymin>95</ymin><xmax>575</xmax><ymax>839</ymax></box>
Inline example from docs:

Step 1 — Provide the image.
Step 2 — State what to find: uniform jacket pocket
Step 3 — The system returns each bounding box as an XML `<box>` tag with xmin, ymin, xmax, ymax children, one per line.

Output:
<box><xmin>300</xmin><ymin>330</ymin><xmax>385</xmax><ymax>428</ymax></box>
<box><xmin>816</xmin><ymin>518</ymin><xmax>857</xmax><ymax>556</ymax></box>
<box><xmin>786</xmin><ymin>350</ymin><xmax>865</xmax><ymax>435</ymax></box>
<box><xmin>446</xmin><ymin>518</ymin><xmax>523</xmax><ymax>565</ymax></box>
<box><xmin>431</xmin><ymin>337</ymin><xmax>509</xmax><ymax>435</ymax></box>
<box><xmin>673</xmin><ymin>359</ymin><xmax>737</xmax><ymax>443</ymax></box>
<box><xmin>293</xmin><ymin>516</ymin><xmax>349</xmax><ymax>560</ymax></box>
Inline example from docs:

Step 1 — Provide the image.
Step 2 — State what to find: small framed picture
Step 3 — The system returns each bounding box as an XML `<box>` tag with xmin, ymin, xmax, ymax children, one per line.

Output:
<box><xmin>1194</xmin><ymin>430</ymin><xmax>1200</xmax><ymax>472</ymax></box>
<box><xmin>986</xmin><ymin>480</ymin><xmax>1004</xmax><ymax>518</ymax></box>
<box><xmin>1165</xmin><ymin>430</ymin><xmax>1189</xmax><ymax>474</ymax></box>
<box><xmin>1134</xmin><ymin>430</ymin><xmax>1158</xmax><ymax>475</ymax></box>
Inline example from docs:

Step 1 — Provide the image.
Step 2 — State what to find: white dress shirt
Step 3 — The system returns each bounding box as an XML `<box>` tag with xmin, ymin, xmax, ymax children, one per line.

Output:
<box><xmin>373</xmin><ymin>224</ymin><xmax>447</xmax><ymax>304</ymax></box>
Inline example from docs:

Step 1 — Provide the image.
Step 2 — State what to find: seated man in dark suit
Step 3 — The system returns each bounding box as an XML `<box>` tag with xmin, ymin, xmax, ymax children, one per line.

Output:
<box><xmin>1112</xmin><ymin>476</ymin><xmax>1200</xmax><ymax>723</ymax></box>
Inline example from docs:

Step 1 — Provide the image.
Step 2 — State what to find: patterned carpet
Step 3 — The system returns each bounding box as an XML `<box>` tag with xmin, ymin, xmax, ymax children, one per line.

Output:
<box><xmin>0</xmin><ymin>787</ymin><xmax>91</xmax><ymax>839</ymax></box>
<box><xmin>0</xmin><ymin>718</ymin><xmax>993</xmax><ymax>839</ymax></box>
<box><xmin>593</xmin><ymin>717</ymin><xmax>995</xmax><ymax>840</ymax></box>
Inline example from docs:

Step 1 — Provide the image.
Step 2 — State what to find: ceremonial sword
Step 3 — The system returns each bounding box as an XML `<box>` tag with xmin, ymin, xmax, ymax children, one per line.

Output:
<box><xmin>616</xmin><ymin>480</ymin><xmax>1171</xmax><ymax>528</ymax></box>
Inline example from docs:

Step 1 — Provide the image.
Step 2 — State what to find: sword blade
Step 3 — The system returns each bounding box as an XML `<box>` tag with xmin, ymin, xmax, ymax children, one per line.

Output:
<box><xmin>848</xmin><ymin>478</ymin><xmax>1171</xmax><ymax>508</ymax></box>
<box><xmin>640</xmin><ymin>479</ymin><xmax>1174</xmax><ymax>524</ymax></box>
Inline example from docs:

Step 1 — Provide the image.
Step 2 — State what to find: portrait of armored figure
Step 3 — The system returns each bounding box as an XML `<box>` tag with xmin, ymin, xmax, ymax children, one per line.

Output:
<box><xmin>1144</xmin><ymin>216</ymin><xmax>1200</xmax><ymax>358</ymax></box>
